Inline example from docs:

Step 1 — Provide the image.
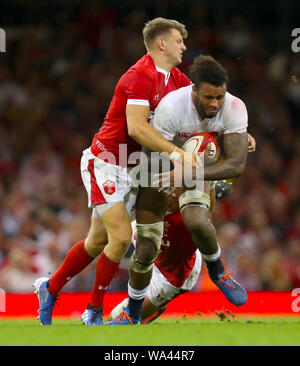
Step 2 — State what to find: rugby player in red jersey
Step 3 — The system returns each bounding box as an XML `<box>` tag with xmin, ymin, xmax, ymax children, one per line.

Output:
<box><xmin>33</xmin><ymin>17</ymin><xmax>198</xmax><ymax>325</ymax></box>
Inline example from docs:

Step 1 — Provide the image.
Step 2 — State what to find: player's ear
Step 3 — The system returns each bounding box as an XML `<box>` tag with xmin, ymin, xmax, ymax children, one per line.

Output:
<box><xmin>157</xmin><ymin>37</ymin><xmax>165</xmax><ymax>51</ymax></box>
<box><xmin>192</xmin><ymin>84</ymin><xmax>198</xmax><ymax>97</ymax></box>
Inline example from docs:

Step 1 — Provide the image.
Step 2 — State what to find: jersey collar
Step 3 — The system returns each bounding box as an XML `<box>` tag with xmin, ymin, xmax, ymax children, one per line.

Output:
<box><xmin>155</xmin><ymin>66</ymin><xmax>170</xmax><ymax>85</ymax></box>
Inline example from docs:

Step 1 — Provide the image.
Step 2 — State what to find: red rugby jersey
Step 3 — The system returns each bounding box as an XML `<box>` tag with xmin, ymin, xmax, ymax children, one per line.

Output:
<box><xmin>155</xmin><ymin>210</ymin><xmax>197</xmax><ymax>288</ymax></box>
<box><xmin>90</xmin><ymin>54</ymin><xmax>190</xmax><ymax>166</ymax></box>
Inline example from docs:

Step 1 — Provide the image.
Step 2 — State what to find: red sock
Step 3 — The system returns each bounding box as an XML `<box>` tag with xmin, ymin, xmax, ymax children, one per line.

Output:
<box><xmin>48</xmin><ymin>239</ymin><xmax>94</xmax><ymax>297</ymax></box>
<box><xmin>90</xmin><ymin>251</ymin><xmax>120</xmax><ymax>308</ymax></box>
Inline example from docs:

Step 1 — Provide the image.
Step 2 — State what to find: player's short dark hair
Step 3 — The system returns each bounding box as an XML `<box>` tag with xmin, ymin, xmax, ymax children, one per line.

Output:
<box><xmin>189</xmin><ymin>55</ymin><xmax>229</xmax><ymax>88</ymax></box>
<box><xmin>143</xmin><ymin>17</ymin><xmax>187</xmax><ymax>51</ymax></box>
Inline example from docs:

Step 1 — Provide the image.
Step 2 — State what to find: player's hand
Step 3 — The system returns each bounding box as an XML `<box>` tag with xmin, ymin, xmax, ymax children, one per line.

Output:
<box><xmin>167</xmin><ymin>186</ymin><xmax>185</xmax><ymax>198</ymax></box>
<box><xmin>170</xmin><ymin>147</ymin><xmax>200</xmax><ymax>169</ymax></box>
<box><xmin>247</xmin><ymin>133</ymin><xmax>256</xmax><ymax>153</ymax></box>
<box><xmin>153</xmin><ymin>151</ymin><xmax>203</xmax><ymax>192</ymax></box>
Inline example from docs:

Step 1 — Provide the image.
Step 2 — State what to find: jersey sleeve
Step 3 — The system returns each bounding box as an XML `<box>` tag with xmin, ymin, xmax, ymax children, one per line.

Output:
<box><xmin>123</xmin><ymin>69</ymin><xmax>154</xmax><ymax>107</ymax></box>
<box><xmin>224</xmin><ymin>97</ymin><xmax>248</xmax><ymax>134</ymax></box>
<box><xmin>151</xmin><ymin>98</ymin><xmax>177</xmax><ymax>141</ymax></box>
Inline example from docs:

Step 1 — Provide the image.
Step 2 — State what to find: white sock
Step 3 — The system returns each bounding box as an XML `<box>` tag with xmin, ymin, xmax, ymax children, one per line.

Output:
<box><xmin>128</xmin><ymin>282</ymin><xmax>149</xmax><ymax>300</ymax></box>
<box><xmin>201</xmin><ymin>244</ymin><xmax>221</xmax><ymax>262</ymax></box>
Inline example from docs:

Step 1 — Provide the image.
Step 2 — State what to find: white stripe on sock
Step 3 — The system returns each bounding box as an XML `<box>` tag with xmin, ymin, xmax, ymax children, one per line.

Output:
<box><xmin>201</xmin><ymin>244</ymin><xmax>221</xmax><ymax>262</ymax></box>
<box><xmin>128</xmin><ymin>282</ymin><xmax>149</xmax><ymax>300</ymax></box>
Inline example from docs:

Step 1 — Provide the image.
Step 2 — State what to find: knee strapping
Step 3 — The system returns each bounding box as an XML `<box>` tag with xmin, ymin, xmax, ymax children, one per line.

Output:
<box><xmin>129</xmin><ymin>252</ymin><xmax>155</xmax><ymax>273</ymax></box>
<box><xmin>130</xmin><ymin>222</ymin><xmax>164</xmax><ymax>273</ymax></box>
<box><xmin>136</xmin><ymin>222</ymin><xmax>164</xmax><ymax>251</ymax></box>
<box><xmin>179</xmin><ymin>190</ymin><xmax>211</xmax><ymax>212</ymax></box>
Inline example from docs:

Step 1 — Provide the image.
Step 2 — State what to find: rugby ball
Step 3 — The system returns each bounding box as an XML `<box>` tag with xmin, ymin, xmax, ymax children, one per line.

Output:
<box><xmin>181</xmin><ymin>133</ymin><xmax>219</xmax><ymax>158</ymax></box>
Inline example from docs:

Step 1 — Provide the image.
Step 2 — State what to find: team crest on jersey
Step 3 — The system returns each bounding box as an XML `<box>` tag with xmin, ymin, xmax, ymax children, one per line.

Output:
<box><xmin>103</xmin><ymin>180</ymin><xmax>116</xmax><ymax>195</ymax></box>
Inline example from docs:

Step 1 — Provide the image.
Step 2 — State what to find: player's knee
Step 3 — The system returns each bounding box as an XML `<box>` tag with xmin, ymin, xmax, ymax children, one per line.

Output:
<box><xmin>104</xmin><ymin>234</ymin><xmax>132</xmax><ymax>263</ymax></box>
<box><xmin>130</xmin><ymin>250</ymin><xmax>157</xmax><ymax>274</ymax></box>
<box><xmin>135</xmin><ymin>236</ymin><xmax>158</xmax><ymax>264</ymax></box>
<box><xmin>84</xmin><ymin>235</ymin><xmax>107</xmax><ymax>258</ymax></box>
<box><xmin>135</xmin><ymin>221</ymin><xmax>164</xmax><ymax>262</ymax></box>
<box><xmin>111</xmin><ymin>231</ymin><xmax>133</xmax><ymax>254</ymax></box>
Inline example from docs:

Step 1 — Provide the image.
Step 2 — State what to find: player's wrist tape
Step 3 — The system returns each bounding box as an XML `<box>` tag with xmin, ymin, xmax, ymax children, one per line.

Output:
<box><xmin>169</xmin><ymin>147</ymin><xmax>182</xmax><ymax>162</ymax></box>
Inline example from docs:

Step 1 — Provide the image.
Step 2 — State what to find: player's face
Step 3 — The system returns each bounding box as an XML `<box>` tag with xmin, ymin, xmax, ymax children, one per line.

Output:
<box><xmin>163</xmin><ymin>29</ymin><xmax>186</xmax><ymax>66</ymax></box>
<box><xmin>192</xmin><ymin>83</ymin><xmax>226</xmax><ymax>119</ymax></box>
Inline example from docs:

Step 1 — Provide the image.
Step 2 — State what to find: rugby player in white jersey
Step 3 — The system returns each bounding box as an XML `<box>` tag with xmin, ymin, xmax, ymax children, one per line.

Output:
<box><xmin>107</xmin><ymin>55</ymin><xmax>250</xmax><ymax>325</ymax></box>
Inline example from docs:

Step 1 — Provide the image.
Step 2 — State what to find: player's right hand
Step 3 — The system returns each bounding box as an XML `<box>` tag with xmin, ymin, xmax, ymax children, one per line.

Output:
<box><xmin>154</xmin><ymin>149</ymin><xmax>202</xmax><ymax>192</ymax></box>
<box><xmin>170</xmin><ymin>147</ymin><xmax>201</xmax><ymax>169</ymax></box>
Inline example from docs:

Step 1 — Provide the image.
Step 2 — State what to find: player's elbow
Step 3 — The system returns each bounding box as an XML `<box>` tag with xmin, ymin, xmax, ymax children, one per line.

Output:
<box><xmin>231</xmin><ymin>160</ymin><xmax>246</xmax><ymax>177</ymax></box>
<box><xmin>127</xmin><ymin>123</ymin><xmax>143</xmax><ymax>141</ymax></box>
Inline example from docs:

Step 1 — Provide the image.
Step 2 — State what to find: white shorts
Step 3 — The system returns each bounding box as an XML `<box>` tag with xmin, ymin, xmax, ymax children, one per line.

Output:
<box><xmin>147</xmin><ymin>250</ymin><xmax>202</xmax><ymax>307</ymax></box>
<box><xmin>81</xmin><ymin>148</ymin><xmax>139</xmax><ymax>217</ymax></box>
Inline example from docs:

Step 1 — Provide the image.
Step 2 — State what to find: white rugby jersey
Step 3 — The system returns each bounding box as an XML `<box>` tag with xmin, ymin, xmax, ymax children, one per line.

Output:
<box><xmin>151</xmin><ymin>84</ymin><xmax>248</xmax><ymax>147</ymax></box>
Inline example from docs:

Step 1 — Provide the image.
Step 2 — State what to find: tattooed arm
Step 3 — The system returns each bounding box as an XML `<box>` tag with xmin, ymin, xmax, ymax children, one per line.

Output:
<box><xmin>202</xmin><ymin>132</ymin><xmax>248</xmax><ymax>181</ymax></box>
<box><xmin>155</xmin><ymin>132</ymin><xmax>248</xmax><ymax>191</ymax></box>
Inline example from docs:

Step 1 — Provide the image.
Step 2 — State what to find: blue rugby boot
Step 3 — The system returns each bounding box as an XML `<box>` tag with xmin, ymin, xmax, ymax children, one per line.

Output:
<box><xmin>81</xmin><ymin>304</ymin><xmax>103</xmax><ymax>325</ymax></box>
<box><xmin>212</xmin><ymin>272</ymin><xmax>248</xmax><ymax>306</ymax></box>
<box><xmin>105</xmin><ymin>306</ymin><xmax>140</xmax><ymax>325</ymax></box>
<box><xmin>33</xmin><ymin>277</ymin><xmax>58</xmax><ymax>325</ymax></box>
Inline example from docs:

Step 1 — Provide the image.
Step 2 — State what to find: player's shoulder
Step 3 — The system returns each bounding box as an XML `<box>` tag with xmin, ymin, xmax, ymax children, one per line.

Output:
<box><xmin>163</xmin><ymin>84</ymin><xmax>192</xmax><ymax>104</ymax></box>
<box><xmin>122</xmin><ymin>55</ymin><xmax>156</xmax><ymax>82</ymax></box>
<box><xmin>155</xmin><ymin>85</ymin><xmax>192</xmax><ymax>118</ymax></box>
<box><xmin>221</xmin><ymin>92</ymin><xmax>248</xmax><ymax>130</ymax></box>
<box><xmin>131</xmin><ymin>54</ymin><xmax>156</xmax><ymax>76</ymax></box>
<box><xmin>224</xmin><ymin>92</ymin><xmax>247</xmax><ymax>113</ymax></box>
<box><xmin>171</xmin><ymin>66</ymin><xmax>191</xmax><ymax>86</ymax></box>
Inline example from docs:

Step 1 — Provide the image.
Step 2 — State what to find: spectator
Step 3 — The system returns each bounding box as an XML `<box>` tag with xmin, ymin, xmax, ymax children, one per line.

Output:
<box><xmin>0</xmin><ymin>4</ymin><xmax>299</xmax><ymax>292</ymax></box>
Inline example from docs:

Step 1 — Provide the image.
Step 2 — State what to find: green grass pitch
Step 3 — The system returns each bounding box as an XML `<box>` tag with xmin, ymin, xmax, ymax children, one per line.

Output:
<box><xmin>0</xmin><ymin>316</ymin><xmax>299</xmax><ymax>346</ymax></box>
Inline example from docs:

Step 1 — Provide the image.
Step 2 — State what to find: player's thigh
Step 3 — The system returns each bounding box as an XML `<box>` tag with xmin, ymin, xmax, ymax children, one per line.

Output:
<box><xmin>136</xmin><ymin>187</ymin><xmax>168</xmax><ymax>224</ymax></box>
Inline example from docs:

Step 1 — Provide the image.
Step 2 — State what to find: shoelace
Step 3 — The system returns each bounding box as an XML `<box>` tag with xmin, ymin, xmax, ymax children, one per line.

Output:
<box><xmin>216</xmin><ymin>273</ymin><xmax>236</xmax><ymax>289</ymax></box>
<box><xmin>116</xmin><ymin>312</ymin><xmax>133</xmax><ymax>325</ymax></box>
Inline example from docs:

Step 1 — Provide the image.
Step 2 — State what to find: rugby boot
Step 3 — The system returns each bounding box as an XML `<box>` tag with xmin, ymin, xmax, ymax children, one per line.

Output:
<box><xmin>105</xmin><ymin>306</ymin><xmax>140</xmax><ymax>325</ymax></box>
<box><xmin>33</xmin><ymin>277</ymin><xmax>58</xmax><ymax>325</ymax></box>
<box><xmin>212</xmin><ymin>272</ymin><xmax>248</xmax><ymax>306</ymax></box>
<box><xmin>81</xmin><ymin>303</ymin><xmax>103</xmax><ymax>325</ymax></box>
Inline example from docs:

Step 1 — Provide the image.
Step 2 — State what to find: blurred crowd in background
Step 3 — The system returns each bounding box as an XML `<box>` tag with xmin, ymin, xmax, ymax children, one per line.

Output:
<box><xmin>0</xmin><ymin>1</ymin><xmax>299</xmax><ymax>293</ymax></box>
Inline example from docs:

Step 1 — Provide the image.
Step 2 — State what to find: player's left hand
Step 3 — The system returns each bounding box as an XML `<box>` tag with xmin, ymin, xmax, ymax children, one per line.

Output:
<box><xmin>247</xmin><ymin>133</ymin><xmax>256</xmax><ymax>153</ymax></box>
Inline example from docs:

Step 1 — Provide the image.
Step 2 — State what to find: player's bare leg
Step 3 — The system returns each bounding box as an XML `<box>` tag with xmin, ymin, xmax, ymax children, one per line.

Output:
<box><xmin>180</xmin><ymin>182</ymin><xmax>247</xmax><ymax>306</ymax></box>
<box><xmin>105</xmin><ymin>187</ymin><xmax>168</xmax><ymax>325</ymax></box>
<box><xmin>83</xmin><ymin>202</ymin><xmax>134</xmax><ymax>325</ymax></box>
<box><xmin>34</xmin><ymin>214</ymin><xmax>107</xmax><ymax>325</ymax></box>
<box><xmin>180</xmin><ymin>181</ymin><xmax>220</xmax><ymax>260</ymax></box>
<box><xmin>129</xmin><ymin>187</ymin><xmax>168</xmax><ymax>320</ymax></box>
<box><xmin>84</xmin><ymin>216</ymin><xmax>108</xmax><ymax>257</ymax></box>
<box><xmin>140</xmin><ymin>297</ymin><xmax>168</xmax><ymax>324</ymax></box>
